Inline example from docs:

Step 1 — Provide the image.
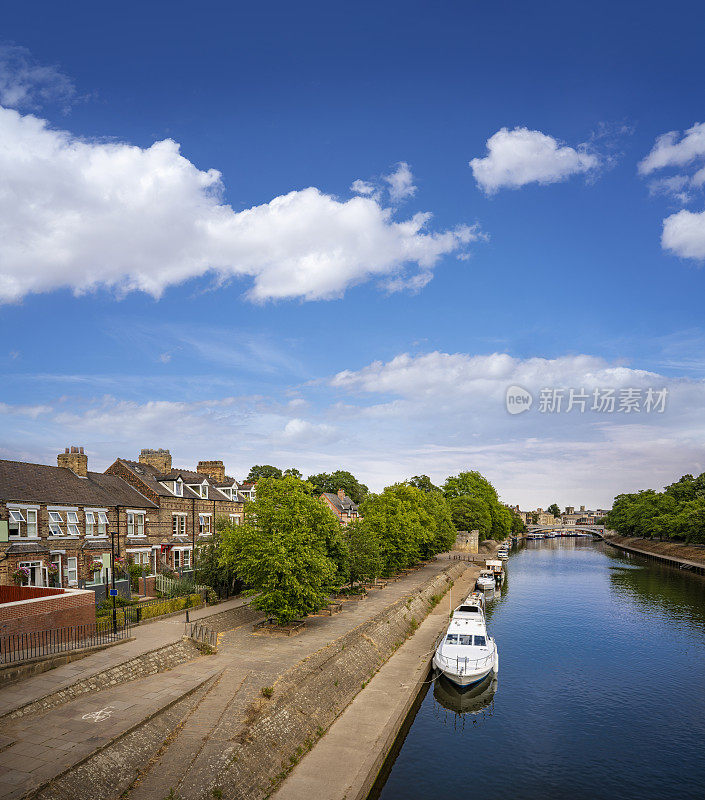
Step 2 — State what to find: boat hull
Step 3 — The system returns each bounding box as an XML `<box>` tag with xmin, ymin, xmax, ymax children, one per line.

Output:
<box><xmin>433</xmin><ymin>656</ymin><xmax>497</xmax><ymax>688</ymax></box>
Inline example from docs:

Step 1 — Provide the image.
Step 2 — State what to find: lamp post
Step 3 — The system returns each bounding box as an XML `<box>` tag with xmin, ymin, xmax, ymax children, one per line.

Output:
<box><xmin>110</xmin><ymin>527</ymin><xmax>118</xmax><ymax>635</ymax></box>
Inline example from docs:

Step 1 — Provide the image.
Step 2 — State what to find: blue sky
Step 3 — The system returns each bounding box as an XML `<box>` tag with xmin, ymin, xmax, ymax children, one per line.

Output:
<box><xmin>1</xmin><ymin>0</ymin><xmax>705</xmax><ymax>507</ymax></box>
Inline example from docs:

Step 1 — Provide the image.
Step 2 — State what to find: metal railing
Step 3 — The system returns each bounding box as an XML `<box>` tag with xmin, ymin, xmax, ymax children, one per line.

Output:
<box><xmin>185</xmin><ymin>621</ymin><xmax>217</xmax><ymax>649</ymax></box>
<box><xmin>0</xmin><ymin>618</ymin><xmax>131</xmax><ymax>665</ymax></box>
<box><xmin>435</xmin><ymin>643</ymin><xmax>496</xmax><ymax>673</ymax></box>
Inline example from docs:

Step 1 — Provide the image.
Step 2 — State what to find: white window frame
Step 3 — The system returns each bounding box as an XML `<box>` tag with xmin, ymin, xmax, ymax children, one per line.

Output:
<box><xmin>174</xmin><ymin>480</ymin><xmax>183</xmax><ymax>497</ymax></box>
<box><xmin>85</xmin><ymin>510</ymin><xmax>95</xmax><ymax>536</ymax></box>
<box><xmin>199</xmin><ymin>513</ymin><xmax>212</xmax><ymax>535</ymax></box>
<box><xmin>26</xmin><ymin>508</ymin><xmax>38</xmax><ymax>538</ymax></box>
<box><xmin>97</xmin><ymin>511</ymin><xmax>108</xmax><ymax>536</ymax></box>
<box><xmin>127</xmin><ymin>511</ymin><xmax>146</xmax><ymax>537</ymax></box>
<box><xmin>229</xmin><ymin>514</ymin><xmax>241</xmax><ymax>526</ymax></box>
<box><xmin>172</xmin><ymin>514</ymin><xmax>187</xmax><ymax>537</ymax></box>
<box><xmin>66</xmin><ymin>511</ymin><xmax>80</xmax><ymax>536</ymax></box>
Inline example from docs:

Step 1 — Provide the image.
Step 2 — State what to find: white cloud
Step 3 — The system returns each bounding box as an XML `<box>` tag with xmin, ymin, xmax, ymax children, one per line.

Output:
<box><xmin>350</xmin><ymin>179</ymin><xmax>375</xmax><ymax>196</ymax></box>
<box><xmin>383</xmin><ymin>162</ymin><xmax>416</xmax><ymax>202</ymax></box>
<box><xmin>0</xmin><ymin>107</ymin><xmax>477</xmax><ymax>304</ymax></box>
<box><xmin>4</xmin><ymin>350</ymin><xmax>704</xmax><ymax>508</ymax></box>
<box><xmin>0</xmin><ymin>44</ymin><xmax>76</xmax><ymax>111</ymax></box>
<box><xmin>469</xmin><ymin>127</ymin><xmax>600</xmax><ymax>194</ymax></box>
<box><xmin>638</xmin><ymin>123</ymin><xmax>705</xmax><ymax>175</ymax></box>
<box><xmin>662</xmin><ymin>209</ymin><xmax>705</xmax><ymax>260</ymax></box>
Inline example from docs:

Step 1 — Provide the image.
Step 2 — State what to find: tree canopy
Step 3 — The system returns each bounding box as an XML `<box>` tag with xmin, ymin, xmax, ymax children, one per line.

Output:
<box><xmin>245</xmin><ymin>464</ymin><xmax>283</xmax><ymax>481</ymax></box>
<box><xmin>407</xmin><ymin>475</ymin><xmax>438</xmax><ymax>493</ymax></box>
<box><xmin>546</xmin><ymin>503</ymin><xmax>561</xmax><ymax>518</ymax></box>
<box><xmin>442</xmin><ymin>470</ymin><xmax>512</xmax><ymax>540</ymax></box>
<box><xmin>605</xmin><ymin>472</ymin><xmax>705</xmax><ymax>543</ymax></box>
<box><xmin>359</xmin><ymin>484</ymin><xmax>455</xmax><ymax>574</ymax></box>
<box><xmin>307</xmin><ymin>470</ymin><xmax>369</xmax><ymax>504</ymax></box>
<box><xmin>218</xmin><ymin>476</ymin><xmax>341</xmax><ymax>624</ymax></box>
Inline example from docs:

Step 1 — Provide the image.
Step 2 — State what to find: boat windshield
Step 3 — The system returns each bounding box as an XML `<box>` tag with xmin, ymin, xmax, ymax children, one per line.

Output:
<box><xmin>474</xmin><ymin>635</ymin><xmax>487</xmax><ymax>647</ymax></box>
<box><xmin>457</xmin><ymin>605</ymin><xmax>480</xmax><ymax>613</ymax></box>
<box><xmin>446</xmin><ymin>634</ymin><xmax>475</xmax><ymax>645</ymax></box>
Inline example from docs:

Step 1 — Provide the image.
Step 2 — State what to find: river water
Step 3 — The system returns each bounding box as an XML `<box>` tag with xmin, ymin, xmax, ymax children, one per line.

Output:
<box><xmin>373</xmin><ymin>538</ymin><xmax>705</xmax><ymax>800</ymax></box>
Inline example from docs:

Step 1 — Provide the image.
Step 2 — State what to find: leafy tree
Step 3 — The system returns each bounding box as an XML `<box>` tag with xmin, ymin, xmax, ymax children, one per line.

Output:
<box><xmin>246</xmin><ymin>465</ymin><xmax>283</xmax><ymax>481</ymax></box>
<box><xmin>360</xmin><ymin>483</ymin><xmax>455</xmax><ymax>574</ymax></box>
<box><xmin>448</xmin><ymin>495</ymin><xmax>492</xmax><ymax>538</ymax></box>
<box><xmin>307</xmin><ymin>470</ymin><xmax>369</xmax><ymax>504</ymax></box>
<box><xmin>341</xmin><ymin>519</ymin><xmax>382</xmax><ymax>587</ymax></box>
<box><xmin>546</xmin><ymin>503</ymin><xmax>561</xmax><ymax>518</ymax></box>
<box><xmin>510</xmin><ymin>509</ymin><xmax>525</xmax><ymax>533</ymax></box>
<box><xmin>283</xmin><ymin>467</ymin><xmax>303</xmax><ymax>479</ymax></box>
<box><xmin>197</xmin><ymin>524</ymin><xmax>241</xmax><ymax>597</ymax></box>
<box><xmin>218</xmin><ymin>476</ymin><xmax>340</xmax><ymax>624</ymax></box>
<box><xmin>407</xmin><ymin>475</ymin><xmax>438</xmax><ymax>493</ymax></box>
<box><xmin>530</xmin><ymin>511</ymin><xmax>539</xmax><ymax>525</ymax></box>
<box><xmin>443</xmin><ymin>470</ymin><xmax>512</xmax><ymax>540</ymax></box>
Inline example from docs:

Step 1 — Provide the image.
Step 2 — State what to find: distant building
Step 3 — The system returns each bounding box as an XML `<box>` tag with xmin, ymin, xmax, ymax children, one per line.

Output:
<box><xmin>320</xmin><ymin>490</ymin><xmax>360</xmax><ymax>525</ymax></box>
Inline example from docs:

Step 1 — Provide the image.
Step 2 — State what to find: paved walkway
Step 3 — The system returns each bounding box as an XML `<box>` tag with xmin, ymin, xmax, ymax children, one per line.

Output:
<box><xmin>270</xmin><ymin>565</ymin><xmax>481</xmax><ymax>800</ymax></box>
<box><xmin>0</xmin><ymin>560</ymin><xmax>457</xmax><ymax>800</ymax></box>
<box><xmin>0</xmin><ymin>595</ymin><xmax>249</xmax><ymax>720</ymax></box>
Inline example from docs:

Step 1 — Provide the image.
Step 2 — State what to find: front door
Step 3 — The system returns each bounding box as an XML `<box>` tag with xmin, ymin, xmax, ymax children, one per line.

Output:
<box><xmin>19</xmin><ymin>560</ymin><xmax>45</xmax><ymax>586</ymax></box>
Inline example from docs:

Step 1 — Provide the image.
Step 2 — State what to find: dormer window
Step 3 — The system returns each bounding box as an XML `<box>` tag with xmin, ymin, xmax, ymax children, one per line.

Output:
<box><xmin>174</xmin><ymin>480</ymin><xmax>183</xmax><ymax>496</ymax></box>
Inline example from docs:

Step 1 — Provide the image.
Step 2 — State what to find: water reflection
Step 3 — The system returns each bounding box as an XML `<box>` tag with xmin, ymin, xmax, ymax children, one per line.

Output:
<box><xmin>433</xmin><ymin>673</ymin><xmax>497</xmax><ymax>719</ymax></box>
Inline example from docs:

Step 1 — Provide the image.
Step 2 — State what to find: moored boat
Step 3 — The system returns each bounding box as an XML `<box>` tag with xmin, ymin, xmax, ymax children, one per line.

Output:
<box><xmin>433</xmin><ymin>600</ymin><xmax>498</xmax><ymax>688</ymax></box>
<box><xmin>476</xmin><ymin>570</ymin><xmax>496</xmax><ymax>596</ymax></box>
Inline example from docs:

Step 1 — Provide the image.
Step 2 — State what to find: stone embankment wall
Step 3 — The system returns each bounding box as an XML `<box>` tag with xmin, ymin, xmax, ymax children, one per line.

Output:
<box><xmin>605</xmin><ymin>534</ymin><xmax>705</xmax><ymax>571</ymax></box>
<box><xmin>3</xmin><ymin>638</ymin><xmax>200</xmax><ymax>721</ymax></box>
<box><xmin>216</xmin><ymin>561</ymin><xmax>469</xmax><ymax>800</ymax></box>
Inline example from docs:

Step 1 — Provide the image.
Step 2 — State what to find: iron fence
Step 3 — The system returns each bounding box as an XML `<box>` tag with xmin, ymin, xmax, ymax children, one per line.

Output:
<box><xmin>0</xmin><ymin>618</ymin><xmax>131</xmax><ymax>665</ymax></box>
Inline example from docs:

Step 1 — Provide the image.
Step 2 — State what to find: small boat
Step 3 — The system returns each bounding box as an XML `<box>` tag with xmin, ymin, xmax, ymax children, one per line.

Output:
<box><xmin>433</xmin><ymin>601</ymin><xmax>498</xmax><ymax>688</ymax></box>
<box><xmin>476</xmin><ymin>570</ymin><xmax>496</xmax><ymax>596</ymax></box>
<box><xmin>486</xmin><ymin>560</ymin><xmax>504</xmax><ymax>584</ymax></box>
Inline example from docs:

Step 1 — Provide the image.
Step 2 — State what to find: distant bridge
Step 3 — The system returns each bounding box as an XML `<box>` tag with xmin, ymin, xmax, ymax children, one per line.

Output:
<box><xmin>525</xmin><ymin>525</ymin><xmax>606</xmax><ymax>540</ymax></box>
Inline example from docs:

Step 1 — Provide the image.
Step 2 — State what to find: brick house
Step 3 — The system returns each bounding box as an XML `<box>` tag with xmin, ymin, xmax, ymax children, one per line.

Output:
<box><xmin>105</xmin><ymin>449</ymin><xmax>246</xmax><ymax>573</ymax></box>
<box><xmin>320</xmin><ymin>489</ymin><xmax>360</xmax><ymax>525</ymax></box>
<box><xmin>0</xmin><ymin>448</ymin><xmax>156</xmax><ymax>588</ymax></box>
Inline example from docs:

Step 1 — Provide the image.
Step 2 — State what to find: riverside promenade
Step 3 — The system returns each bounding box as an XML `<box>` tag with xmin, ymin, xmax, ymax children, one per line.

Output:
<box><xmin>0</xmin><ymin>558</ymin><xmax>467</xmax><ymax>800</ymax></box>
<box><xmin>270</xmin><ymin>558</ymin><xmax>482</xmax><ymax>800</ymax></box>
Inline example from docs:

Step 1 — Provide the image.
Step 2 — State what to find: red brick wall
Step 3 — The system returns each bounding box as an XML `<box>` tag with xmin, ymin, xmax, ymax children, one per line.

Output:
<box><xmin>0</xmin><ymin>588</ymin><xmax>95</xmax><ymax>639</ymax></box>
<box><xmin>0</xmin><ymin>585</ymin><xmax>63</xmax><ymax>603</ymax></box>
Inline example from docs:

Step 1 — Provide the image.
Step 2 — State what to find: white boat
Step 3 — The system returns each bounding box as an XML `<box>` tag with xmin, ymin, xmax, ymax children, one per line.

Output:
<box><xmin>433</xmin><ymin>601</ymin><xmax>498</xmax><ymax>688</ymax></box>
<box><xmin>475</xmin><ymin>570</ymin><xmax>496</xmax><ymax>596</ymax></box>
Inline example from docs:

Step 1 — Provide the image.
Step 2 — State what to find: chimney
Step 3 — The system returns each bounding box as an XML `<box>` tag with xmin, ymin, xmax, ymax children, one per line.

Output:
<box><xmin>139</xmin><ymin>448</ymin><xmax>172</xmax><ymax>473</ymax></box>
<box><xmin>580</xmin><ymin>505</ymin><xmax>585</xmax><ymax>512</ymax></box>
<box><xmin>337</xmin><ymin>489</ymin><xmax>346</xmax><ymax>501</ymax></box>
<box><xmin>197</xmin><ymin>460</ymin><xmax>225</xmax><ymax>483</ymax></box>
<box><xmin>58</xmin><ymin>446</ymin><xmax>88</xmax><ymax>478</ymax></box>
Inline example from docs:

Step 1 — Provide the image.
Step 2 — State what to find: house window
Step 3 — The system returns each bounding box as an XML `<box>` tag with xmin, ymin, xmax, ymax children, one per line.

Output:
<box><xmin>229</xmin><ymin>514</ymin><xmax>241</xmax><ymax>526</ymax></box>
<box><xmin>97</xmin><ymin>512</ymin><xmax>108</xmax><ymax>536</ymax></box>
<box><xmin>172</xmin><ymin>515</ymin><xmax>186</xmax><ymax>536</ymax></box>
<box><xmin>183</xmin><ymin>548</ymin><xmax>192</xmax><ymax>568</ymax></box>
<box><xmin>173</xmin><ymin>549</ymin><xmax>181</xmax><ymax>570</ymax></box>
<box><xmin>199</xmin><ymin>514</ymin><xmax>211</xmax><ymax>535</ymax></box>
<box><xmin>66</xmin><ymin>511</ymin><xmax>80</xmax><ymax>536</ymax></box>
<box><xmin>27</xmin><ymin>509</ymin><xmax>37</xmax><ymax>537</ymax></box>
<box><xmin>8</xmin><ymin>509</ymin><xmax>25</xmax><ymax>536</ymax></box>
<box><xmin>48</xmin><ymin>511</ymin><xmax>64</xmax><ymax>536</ymax></box>
<box><xmin>127</xmin><ymin>512</ymin><xmax>145</xmax><ymax>536</ymax></box>
<box><xmin>85</xmin><ymin>511</ymin><xmax>95</xmax><ymax>536</ymax></box>
<box><xmin>174</xmin><ymin>481</ymin><xmax>183</xmax><ymax>496</ymax></box>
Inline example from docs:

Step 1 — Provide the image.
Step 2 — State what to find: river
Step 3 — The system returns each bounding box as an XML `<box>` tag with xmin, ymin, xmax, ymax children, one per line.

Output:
<box><xmin>372</xmin><ymin>538</ymin><xmax>705</xmax><ymax>800</ymax></box>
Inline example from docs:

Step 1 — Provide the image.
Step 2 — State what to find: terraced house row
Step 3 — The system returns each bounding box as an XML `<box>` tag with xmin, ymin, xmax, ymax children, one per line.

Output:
<box><xmin>0</xmin><ymin>447</ymin><xmax>247</xmax><ymax>588</ymax></box>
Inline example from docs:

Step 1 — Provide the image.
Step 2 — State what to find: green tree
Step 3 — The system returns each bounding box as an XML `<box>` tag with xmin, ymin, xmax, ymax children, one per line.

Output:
<box><xmin>218</xmin><ymin>476</ymin><xmax>340</xmax><ymax>624</ymax></box>
<box><xmin>407</xmin><ymin>475</ymin><xmax>438</xmax><ymax>492</ymax></box>
<box><xmin>246</xmin><ymin>465</ymin><xmax>283</xmax><ymax>481</ymax></box>
<box><xmin>197</xmin><ymin>524</ymin><xmax>240</xmax><ymax>597</ymax></box>
<box><xmin>283</xmin><ymin>467</ymin><xmax>303</xmax><ymax>479</ymax></box>
<box><xmin>341</xmin><ymin>519</ymin><xmax>382</xmax><ymax>587</ymax></box>
<box><xmin>448</xmin><ymin>495</ymin><xmax>492</xmax><ymax>538</ymax></box>
<box><xmin>546</xmin><ymin>503</ymin><xmax>561</xmax><ymax>518</ymax></box>
<box><xmin>307</xmin><ymin>470</ymin><xmax>369</xmax><ymax>504</ymax></box>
